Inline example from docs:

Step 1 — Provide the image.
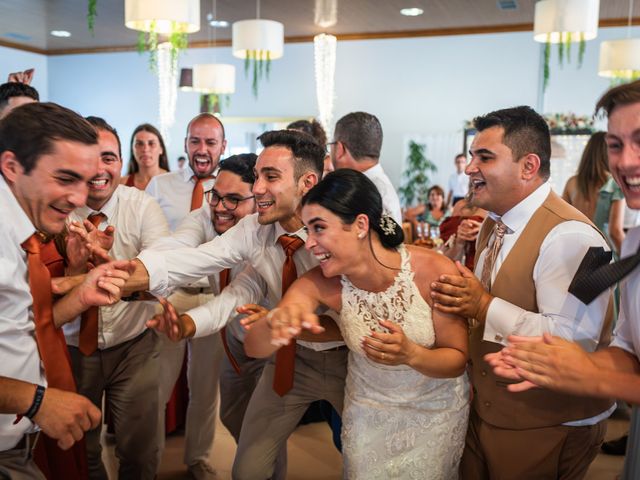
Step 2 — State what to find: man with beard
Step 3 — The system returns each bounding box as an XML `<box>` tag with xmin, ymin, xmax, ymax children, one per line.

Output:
<box><xmin>62</xmin><ymin>116</ymin><xmax>170</xmax><ymax>479</ymax></box>
<box><xmin>145</xmin><ymin>113</ymin><xmax>227</xmax><ymax>479</ymax></box>
<box><xmin>132</xmin><ymin>130</ymin><xmax>346</xmax><ymax>479</ymax></box>
<box><xmin>430</xmin><ymin>106</ymin><xmax>614</xmax><ymax>478</ymax></box>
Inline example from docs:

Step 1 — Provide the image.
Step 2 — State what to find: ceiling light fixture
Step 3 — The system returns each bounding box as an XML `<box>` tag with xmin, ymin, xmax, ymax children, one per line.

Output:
<box><xmin>400</xmin><ymin>8</ymin><xmax>424</xmax><ymax>17</ymax></box>
<box><xmin>125</xmin><ymin>0</ymin><xmax>200</xmax><ymax>34</ymax></box>
<box><xmin>206</xmin><ymin>13</ymin><xmax>229</xmax><ymax>28</ymax></box>
<box><xmin>598</xmin><ymin>0</ymin><xmax>640</xmax><ymax>81</ymax></box>
<box><xmin>50</xmin><ymin>30</ymin><xmax>71</xmax><ymax>37</ymax></box>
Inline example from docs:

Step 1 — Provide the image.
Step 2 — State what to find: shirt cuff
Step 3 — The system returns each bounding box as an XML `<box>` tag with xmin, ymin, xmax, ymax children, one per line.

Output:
<box><xmin>136</xmin><ymin>249</ymin><xmax>169</xmax><ymax>297</ymax></box>
<box><xmin>189</xmin><ymin>304</ymin><xmax>226</xmax><ymax>338</ymax></box>
<box><xmin>482</xmin><ymin>297</ymin><xmax>524</xmax><ymax>346</ymax></box>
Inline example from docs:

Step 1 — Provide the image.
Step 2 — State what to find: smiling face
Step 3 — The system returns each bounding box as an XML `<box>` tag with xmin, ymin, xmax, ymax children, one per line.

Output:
<box><xmin>466</xmin><ymin>126</ymin><xmax>530</xmax><ymax>215</ymax></box>
<box><xmin>133</xmin><ymin>130</ymin><xmax>163</xmax><ymax>169</ymax></box>
<box><xmin>606</xmin><ymin>102</ymin><xmax>640</xmax><ymax>209</ymax></box>
<box><xmin>87</xmin><ymin>129</ymin><xmax>122</xmax><ymax>211</ymax></box>
<box><xmin>252</xmin><ymin>146</ymin><xmax>311</xmax><ymax>229</ymax></box>
<box><xmin>302</xmin><ymin>203</ymin><xmax>361</xmax><ymax>278</ymax></box>
<box><xmin>210</xmin><ymin>170</ymin><xmax>255</xmax><ymax>234</ymax></box>
<box><xmin>1</xmin><ymin>139</ymin><xmax>99</xmax><ymax>234</ymax></box>
<box><xmin>186</xmin><ymin>116</ymin><xmax>226</xmax><ymax>178</ymax></box>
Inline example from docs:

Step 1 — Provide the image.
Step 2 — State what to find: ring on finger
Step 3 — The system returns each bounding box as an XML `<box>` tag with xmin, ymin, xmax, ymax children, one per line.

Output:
<box><xmin>381</xmin><ymin>352</ymin><xmax>386</xmax><ymax>360</ymax></box>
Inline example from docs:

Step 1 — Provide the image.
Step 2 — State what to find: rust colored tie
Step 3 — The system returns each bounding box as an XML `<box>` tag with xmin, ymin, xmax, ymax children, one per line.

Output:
<box><xmin>480</xmin><ymin>220</ymin><xmax>507</xmax><ymax>291</ymax></box>
<box><xmin>21</xmin><ymin>234</ymin><xmax>77</xmax><ymax>392</ymax></box>
<box><xmin>191</xmin><ymin>175</ymin><xmax>214</xmax><ymax>211</ymax></box>
<box><xmin>218</xmin><ymin>268</ymin><xmax>242</xmax><ymax>375</ymax></box>
<box><xmin>273</xmin><ymin>235</ymin><xmax>305</xmax><ymax>396</ymax></box>
<box><xmin>78</xmin><ymin>213</ymin><xmax>105</xmax><ymax>356</ymax></box>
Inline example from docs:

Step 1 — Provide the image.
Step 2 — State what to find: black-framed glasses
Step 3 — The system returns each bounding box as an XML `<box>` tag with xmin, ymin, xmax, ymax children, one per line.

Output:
<box><xmin>204</xmin><ymin>189</ymin><xmax>254</xmax><ymax>211</ymax></box>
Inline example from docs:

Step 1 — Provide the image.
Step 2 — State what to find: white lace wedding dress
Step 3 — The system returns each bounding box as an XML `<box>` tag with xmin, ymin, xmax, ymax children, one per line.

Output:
<box><xmin>338</xmin><ymin>246</ymin><xmax>470</xmax><ymax>479</ymax></box>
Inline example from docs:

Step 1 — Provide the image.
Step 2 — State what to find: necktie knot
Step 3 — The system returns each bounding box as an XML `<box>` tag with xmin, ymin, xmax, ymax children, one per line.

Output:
<box><xmin>278</xmin><ymin>235</ymin><xmax>304</xmax><ymax>257</ymax></box>
<box><xmin>21</xmin><ymin>233</ymin><xmax>42</xmax><ymax>254</ymax></box>
<box><xmin>87</xmin><ymin>212</ymin><xmax>105</xmax><ymax>228</ymax></box>
<box><xmin>494</xmin><ymin>220</ymin><xmax>507</xmax><ymax>239</ymax></box>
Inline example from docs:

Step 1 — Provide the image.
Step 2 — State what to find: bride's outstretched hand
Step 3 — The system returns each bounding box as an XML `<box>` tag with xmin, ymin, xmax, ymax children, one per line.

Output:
<box><xmin>362</xmin><ymin>320</ymin><xmax>418</xmax><ymax>366</ymax></box>
<box><xmin>267</xmin><ymin>304</ymin><xmax>323</xmax><ymax>346</ymax></box>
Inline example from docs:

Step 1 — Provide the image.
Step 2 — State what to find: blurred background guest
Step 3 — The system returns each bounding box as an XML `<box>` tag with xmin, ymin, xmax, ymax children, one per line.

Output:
<box><xmin>121</xmin><ymin>123</ymin><xmax>170</xmax><ymax>190</ymax></box>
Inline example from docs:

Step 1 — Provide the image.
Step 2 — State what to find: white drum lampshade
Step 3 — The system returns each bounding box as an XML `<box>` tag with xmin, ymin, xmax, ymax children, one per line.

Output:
<box><xmin>193</xmin><ymin>64</ymin><xmax>236</xmax><ymax>94</ymax></box>
<box><xmin>534</xmin><ymin>0</ymin><xmax>600</xmax><ymax>43</ymax></box>
<box><xmin>125</xmin><ymin>0</ymin><xmax>200</xmax><ymax>34</ymax></box>
<box><xmin>232</xmin><ymin>19</ymin><xmax>284</xmax><ymax>59</ymax></box>
<box><xmin>599</xmin><ymin>38</ymin><xmax>640</xmax><ymax>78</ymax></box>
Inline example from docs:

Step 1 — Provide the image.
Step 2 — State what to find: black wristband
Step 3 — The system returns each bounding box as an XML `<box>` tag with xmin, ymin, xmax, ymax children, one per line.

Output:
<box><xmin>120</xmin><ymin>291</ymin><xmax>141</xmax><ymax>302</ymax></box>
<box><xmin>24</xmin><ymin>385</ymin><xmax>45</xmax><ymax>419</ymax></box>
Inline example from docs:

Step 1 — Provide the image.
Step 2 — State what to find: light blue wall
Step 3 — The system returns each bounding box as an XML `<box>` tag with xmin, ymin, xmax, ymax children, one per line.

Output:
<box><xmin>2</xmin><ymin>25</ymin><xmax>638</xmax><ymax>188</ymax></box>
<box><xmin>0</xmin><ymin>45</ymin><xmax>49</xmax><ymax>100</ymax></box>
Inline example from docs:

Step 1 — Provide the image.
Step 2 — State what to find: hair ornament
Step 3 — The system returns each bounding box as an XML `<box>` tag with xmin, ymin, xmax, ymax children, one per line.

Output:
<box><xmin>379</xmin><ymin>211</ymin><xmax>395</xmax><ymax>236</ymax></box>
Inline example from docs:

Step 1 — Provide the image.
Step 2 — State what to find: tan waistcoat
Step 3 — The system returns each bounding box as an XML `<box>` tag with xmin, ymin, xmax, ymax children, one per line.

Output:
<box><xmin>470</xmin><ymin>190</ymin><xmax>613</xmax><ymax>430</ymax></box>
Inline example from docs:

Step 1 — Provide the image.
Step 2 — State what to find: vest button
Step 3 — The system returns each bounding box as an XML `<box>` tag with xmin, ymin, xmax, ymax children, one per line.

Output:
<box><xmin>481</xmin><ymin>370</ymin><xmax>487</xmax><ymax>377</ymax></box>
<box><xmin>472</xmin><ymin>387</ymin><xmax>477</xmax><ymax>395</ymax></box>
<box><xmin>484</xmin><ymin>401</ymin><xmax>491</xmax><ymax>408</ymax></box>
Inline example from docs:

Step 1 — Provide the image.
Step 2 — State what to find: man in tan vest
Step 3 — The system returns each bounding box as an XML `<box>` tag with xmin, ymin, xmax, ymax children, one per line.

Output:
<box><xmin>431</xmin><ymin>105</ymin><xmax>614</xmax><ymax>479</ymax></box>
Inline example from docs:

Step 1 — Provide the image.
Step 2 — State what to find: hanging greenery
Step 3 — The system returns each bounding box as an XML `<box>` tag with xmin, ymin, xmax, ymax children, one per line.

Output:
<box><xmin>137</xmin><ymin>21</ymin><xmax>189</xmax><ymax>72</ymax></box>
<box><xmin>399</xmin><ymin>141</ymin><xmax>437</xmax><ymax>207</ymax></box>
<box><xmin>203</xmin><ymin>93</ymin><xmax>231</xmax><ymax>115</ymax></box>
<box><xmin>542</xmin><ymin>32</ymin><xmax>588</xmax><ymax>93</ymax></box>
<box><xmin>87</xmin><ymin>0</ymin><xmax>98</xmax><ymax>35</ymax></box>
<box><xmin>243</xmin><ymin>50</ymin><xmax>272</xmax><ymax>98</ymax></box>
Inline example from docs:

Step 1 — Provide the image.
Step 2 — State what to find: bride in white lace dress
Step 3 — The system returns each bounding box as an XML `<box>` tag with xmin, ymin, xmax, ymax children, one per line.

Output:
<box><xmin>245</xmin><ymin>170</ymin><xmax>470</xmax><ymax>479</ymax></box>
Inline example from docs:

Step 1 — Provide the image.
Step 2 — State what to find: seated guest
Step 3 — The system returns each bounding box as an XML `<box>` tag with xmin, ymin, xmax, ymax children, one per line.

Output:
<box><xmin>404</xmin><ymin>185</ymin><xmax>451</xmax><ymax>238</ymax></box>
<box><xmin>439</xmin><ymin>192</ymin><xmax>487</xmax><ymax>269</ymax></box>
<box><xmin>246</xmin><ymin>169</ymin><xmax>470</xmax><ymax>479</ymax></box>
<box><xmin>121</xmin><ymin>123</ymin><xmax>170</xmax><ymax>190</ymax></box>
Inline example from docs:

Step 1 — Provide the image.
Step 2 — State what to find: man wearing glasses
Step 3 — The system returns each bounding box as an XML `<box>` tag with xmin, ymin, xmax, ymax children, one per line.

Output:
<box><xmin>145</xmin><ymin>113</ymin><xmax>227</xmax><ymax>480</ymax></box>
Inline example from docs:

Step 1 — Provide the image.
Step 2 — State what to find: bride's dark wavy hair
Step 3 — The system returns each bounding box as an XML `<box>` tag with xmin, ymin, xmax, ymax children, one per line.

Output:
<box><xmin>301</xmin><ymin>169</ymin><xmax>404</xmax><ymax>251</ymax></box>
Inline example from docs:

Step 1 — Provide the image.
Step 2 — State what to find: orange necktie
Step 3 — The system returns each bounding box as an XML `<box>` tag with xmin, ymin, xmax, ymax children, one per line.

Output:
<box><xmin>218</xmin><ymin>269</ymin><xmax>242</xmax><ymax>375</ymax></box>
<box><xmin>79</xmin><ymin>213</ymin><xmax>105</xmax><ymax>356</ymax></box>
<box><xmin>191</xmin><ymin>175</ymin><xmax>214</xmax><ymax>211</ymax></box>
<box><xmin>22</xmin><ymin>234</ymin><xmax>77</xmax><ymax>392</ymax></box>
<box><xmin>273</xmin><ymin>235</ymin><xmax>305</xmax><ymax>396</ymax></box>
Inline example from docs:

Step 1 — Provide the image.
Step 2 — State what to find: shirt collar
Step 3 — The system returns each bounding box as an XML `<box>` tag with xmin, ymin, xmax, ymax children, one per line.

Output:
<box><xmin>363</xmin><ymin>163</ymin><xmax>383</xmax><ymax>177</ymax></box>
<box><xmin>76</xmin><ymin>184</ymin><xmax>120</xmax><ymax>221</ymax></box>
<box><xmin>0</xmin><ymin>174</ymin><xmax>36</xmax><ymax>244</ymax></box>
<box><xmin>183</xmin><ymin>164</ymin><xmax>220</xmax><ymax>184</ymax></box>
<box><xmin>490</xmin><ymin>182</ymin><xmax>551</xmax><ymax>234</ymax></box>
<box><xmin>273</xmin><ymin>220</ymin><xmax>308</xmax><ymax>245</ymax></box>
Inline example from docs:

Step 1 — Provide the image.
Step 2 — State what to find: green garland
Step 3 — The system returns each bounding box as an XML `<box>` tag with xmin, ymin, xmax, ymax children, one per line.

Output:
<box><xmin>243</xmin><ymin>49</ymin><xmax>272</xmax><ymax>98</ymax></box>
<box><xmin>543</xmin><ymin>34</ymin><xmax>551</xmax><ymax>92</ymax></box>
<box><xmin>543</xmin><ymin>31</ymin><xmax>587</xmax><ymax>93</ymax></box>
<box><xmin>137</xmin><ymin>21</ymin><xmax>188</xmax><ymax>72</ymax></box>
<box><xmin>87</xmin><ymin>0</ymin><xmax>97</xmax><ymax>35</ymax></box>
<box><xmin>205</xmin><ymin>94</ymin><xmax>231</xmax><ymax>115</ymax></box>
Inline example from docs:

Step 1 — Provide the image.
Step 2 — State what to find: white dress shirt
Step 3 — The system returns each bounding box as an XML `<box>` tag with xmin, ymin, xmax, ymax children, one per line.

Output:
<box><xmin>146</xmin><ymin>167</ymin><xmax>215</xmax><ymax>289</ymax></box>
<box><xmin>363</xmin><ymin>164</ymin><xmax>403</xmax><ymax>225</ymax></box>
<box><xmin>146</xmin><ymin>167</ymin><xmax>215</xmax><ymax>232</ymax></box>
<box><xmin>448</xmin><ymin>171</ymin><xmax>469</xmax><ymax>199</ymax></box>
<box><xmin>611</xmin><ymin>226</ymin><xmax>640</xmax><ymax>356</ymax></box>
<box><xmin>0</xmin><ymin>176</ymin><xmax>46</xmax><ymax>450</ymax></box>
<box><xmin>149</xmin><ymin>206</ymin><xmax>268</xmax><ymax>341</ymax></box>
<box><xmin>476</xmin><ymin>182</ymin><xmax>614</xmax><ymax>426</ymax></box>
<box><xmin>139</xmin><ymin>213</ymin><xmax>344</xmax><ymax>350</ymax></box>
<box><xmin>63</xmin><ymin>185</ymin><xmax>170</xmax><ymax>349</ymax></box>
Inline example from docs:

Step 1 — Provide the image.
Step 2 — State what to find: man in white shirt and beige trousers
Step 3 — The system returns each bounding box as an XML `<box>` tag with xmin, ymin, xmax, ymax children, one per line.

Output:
<box><xmin>145</xmin><ymin>113</ymin><xmax>227</xmax><ymax>479</ymax></box>
<box><xmin>62</xmin><ymin>117</ymin><xmax>170</xmax><ymax>480</ymax></box>
<box><xmin>134</xmin><ymin>130</ymin><xmax>347</xmax><ymax>480</ymax></box>
<box><xmin>431</xmin><ymin>106</ymin><xmax>614</xmax><ymax>479</ymax></box>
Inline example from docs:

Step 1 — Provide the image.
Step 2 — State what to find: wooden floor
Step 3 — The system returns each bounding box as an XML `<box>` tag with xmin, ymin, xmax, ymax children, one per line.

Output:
<box><xmin>100</xmin><ymin>414</ymin><xmax>628</xmax><ymax>479</ymax></box>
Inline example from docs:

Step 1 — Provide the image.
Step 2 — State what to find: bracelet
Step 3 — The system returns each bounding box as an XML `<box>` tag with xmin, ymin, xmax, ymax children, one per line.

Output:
<box><xmin>121</xmin><ymin>291</ymin><xmax>141</xmax><ymax>302</ymax></box>
<box><xmin>265</xmin><ymin>308</ymin><xmax>281</xmax><ymax>328</ymax></box>
<box><xmin>24</xmin><ymin>385</ymin><xmax>45</xmax><ymax>420</ymax></box>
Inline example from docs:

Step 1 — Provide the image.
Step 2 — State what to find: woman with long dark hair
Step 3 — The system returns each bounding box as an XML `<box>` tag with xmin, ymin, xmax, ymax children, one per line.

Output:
<box><xmin>244</xmin><ymin>169</ymin><xmax>470</xmax><ymax>479</ymax></box>
<box><xmin>121</xmin><ymin>123</ymin><xmax>170</xmax><ymax>190</ymax></box>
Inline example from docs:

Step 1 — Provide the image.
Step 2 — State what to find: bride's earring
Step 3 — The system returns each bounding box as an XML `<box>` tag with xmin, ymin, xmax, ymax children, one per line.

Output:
<box><xmin>358</xmin><ymin>232</ymin><xmax>365</xmax><ymax>239</ymax></box>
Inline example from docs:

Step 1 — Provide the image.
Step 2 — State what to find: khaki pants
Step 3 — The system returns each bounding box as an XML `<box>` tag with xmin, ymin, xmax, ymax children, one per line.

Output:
<box><xmin>460</xmin><ymin>409</ymin><xmax>606</xmax><ymax>480</ymax></box>
<box><xmin>0</xmin><ymin>435</ymin><xmax>44</xmax><ymax>480</ymax></box>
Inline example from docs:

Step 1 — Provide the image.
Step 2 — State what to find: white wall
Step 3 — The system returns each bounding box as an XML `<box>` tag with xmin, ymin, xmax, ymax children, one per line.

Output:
<box><xmin>3</xmin><ymin>25</ymin><xmax>638</xmax><ymax>196</ymax></box>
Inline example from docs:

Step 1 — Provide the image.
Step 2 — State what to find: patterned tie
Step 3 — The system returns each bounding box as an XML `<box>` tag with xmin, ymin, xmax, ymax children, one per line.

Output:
<box><xmin>273</xmin><ymin>235</ymin><xmax>305</xmax><ymax>396</ymax></box>
<box><xmin>569</xmin><ymin>244</ymin><xmax>640</xmax><ymax>304</ymax></box>
<box><xmin>219</xmin><ymin>268</ymin><xmax>242</xmax><ymax>375</ymax></box>
<box><xmin>190</xmin><ymin>175</ymin><xmax>213</xmax><ymax>211</ymax></box>
<box><xmin>480</xmin><ymin>220</ymin><xmax>507</xmax><ymax>290</ymax></box>
<box><xmin>21</xmin><ymin>234</ymin><xmax>77</xmax><ymax>391</ymax></box>
<box><xmin>79</xmin><ymin>213</ymin><xmax>105</xmax><ymax>356</ymax></box>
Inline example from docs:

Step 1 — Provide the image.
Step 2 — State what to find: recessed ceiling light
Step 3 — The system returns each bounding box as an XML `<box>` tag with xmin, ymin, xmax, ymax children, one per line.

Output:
<box><xmin>50</xmin><ymin>30</ymin><xmax>71</xmax><ymax>37</ymax></box>
<box><xmin>206</xmin><ymin>13</ymin><xmax>230</xmax><ymax>28</ymax></box>
<box><xmin>400</xmin><ymin>7</ymin><xmax>424</xmax><ymax>16</ymax></box>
